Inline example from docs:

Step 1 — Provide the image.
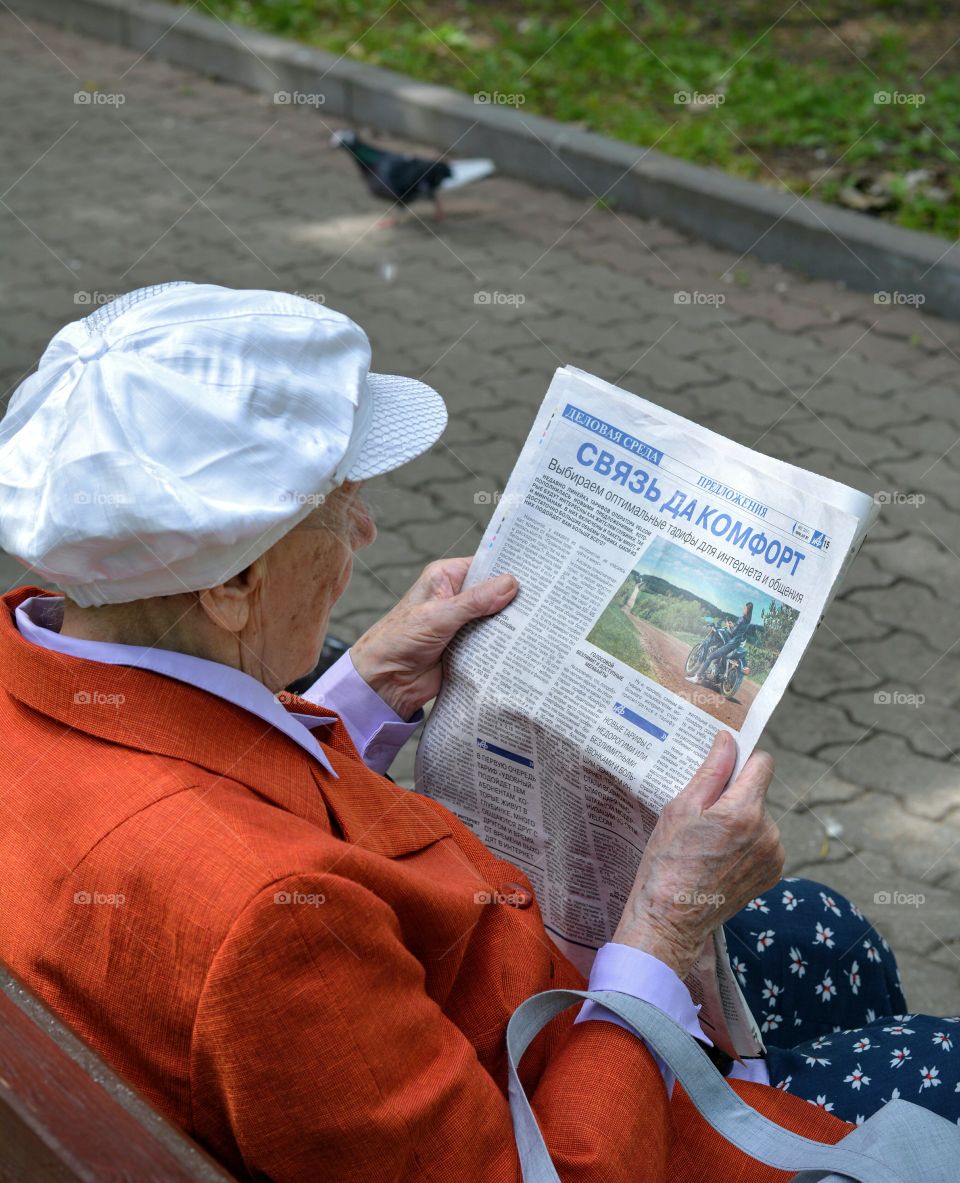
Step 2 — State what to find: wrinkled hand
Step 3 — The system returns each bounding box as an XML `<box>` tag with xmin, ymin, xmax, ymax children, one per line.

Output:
<box><xmin>350</xmin><ymin>558</ymin><xmax>518</xmax><ymax>720</ymax></box>
<box><xmin>614</xmin><ymin>731</ymin><xmax>784</xmax><ymax>980</ymax></box>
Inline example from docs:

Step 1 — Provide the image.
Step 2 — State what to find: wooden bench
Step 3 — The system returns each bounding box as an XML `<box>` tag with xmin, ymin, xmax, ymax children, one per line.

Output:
<box><xmin>0</xmin><ymin>963</ymin><xmax>237</xmax><ymax>1183</ymax></box>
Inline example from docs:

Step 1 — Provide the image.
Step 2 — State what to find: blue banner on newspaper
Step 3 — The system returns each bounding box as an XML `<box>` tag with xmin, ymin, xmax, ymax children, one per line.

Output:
<box><xmin>477</xmin><ymin>739</ymin><xmax>534</xmax><ymax>768</ymax></box>
<box><xmin>612</xmin><ymin>703</ymin><xmax>669</xmax><ymax>742</ymax></box>
<box><xmin>561</xmin><ymin>403</ymin><xmax>663</xmax><ymax>465</ymax></box>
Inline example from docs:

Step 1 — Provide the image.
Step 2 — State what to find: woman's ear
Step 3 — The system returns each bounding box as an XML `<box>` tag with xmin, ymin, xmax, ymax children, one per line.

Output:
<box><xmin>197</xmin><ymin>555</ymin><xmax>268</xmax><ymax>634</ymax></box>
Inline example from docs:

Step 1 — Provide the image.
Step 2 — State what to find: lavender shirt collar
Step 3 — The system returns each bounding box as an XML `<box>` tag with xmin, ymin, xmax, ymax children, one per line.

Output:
<box><xmin>14</xmin><ymin>594</ymin><xmax>337</xmax><ymax>776</ymax></box>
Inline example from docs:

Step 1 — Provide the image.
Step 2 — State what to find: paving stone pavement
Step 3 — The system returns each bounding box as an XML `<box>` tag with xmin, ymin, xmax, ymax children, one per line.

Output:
<box><xmin>2</xmin><ymin>15</ymin><xmax>958</xmax><ymax>1014</ymax></box>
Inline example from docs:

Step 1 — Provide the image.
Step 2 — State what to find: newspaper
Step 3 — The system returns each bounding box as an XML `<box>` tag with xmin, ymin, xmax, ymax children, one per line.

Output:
<box><xmin>415</xmin><ymin>365</ymin><xmax>877</xmax><ymax>1061</ymax></box>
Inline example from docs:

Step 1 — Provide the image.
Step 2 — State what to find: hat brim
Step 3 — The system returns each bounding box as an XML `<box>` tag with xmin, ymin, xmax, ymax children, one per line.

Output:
<box><xmin>344</xmin><ymin>372</ymin><xmax>448</xmax><ymax>481</ymax></box>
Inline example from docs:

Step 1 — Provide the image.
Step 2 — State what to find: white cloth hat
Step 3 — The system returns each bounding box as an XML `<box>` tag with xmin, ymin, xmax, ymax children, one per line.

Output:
<box><xmin>0</xmin><ymin>282</ymin><xmax>447</xmax><ymax>606</ymax></box>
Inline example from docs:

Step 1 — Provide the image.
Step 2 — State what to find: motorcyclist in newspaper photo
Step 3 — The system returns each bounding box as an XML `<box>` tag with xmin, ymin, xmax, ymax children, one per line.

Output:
<box><xmin>688</xmin><ymin>601</ymin><xmax>753</xmax><ymax>684</ymax></box>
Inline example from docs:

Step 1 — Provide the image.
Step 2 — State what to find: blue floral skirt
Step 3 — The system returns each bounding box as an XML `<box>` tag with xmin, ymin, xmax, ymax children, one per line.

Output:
<box><xmin>724</xmin><ymin>877</ymin><xmax>960</xmax><ymax>1124</ymax></box>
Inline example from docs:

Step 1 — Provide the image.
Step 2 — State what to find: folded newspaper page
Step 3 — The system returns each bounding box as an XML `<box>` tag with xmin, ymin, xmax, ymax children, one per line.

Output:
<box><xmin>415</xmin><ymin>365</ymin><xmax>876</xmax><ymax>1061</ymax></box>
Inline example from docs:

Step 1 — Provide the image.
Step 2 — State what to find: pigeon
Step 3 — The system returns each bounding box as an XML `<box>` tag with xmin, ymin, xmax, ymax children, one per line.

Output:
<box><xmin>332</xmin><ymin>129</ymin><xmax>494</xmax><ymax>223</ymax></box>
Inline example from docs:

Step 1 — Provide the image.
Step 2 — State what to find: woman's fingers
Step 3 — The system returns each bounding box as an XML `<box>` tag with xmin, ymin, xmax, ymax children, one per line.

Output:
<box><xmin>672</xmin><ymin>731</ymin><xmax>737</xmax><ymax>813</ymax></box>
<box><xmin>413</xmin><ymin>571</ymin><xmax>518</xmax><ymax>640</ymax></box>
<box><xmin>402</xmin><ymin>557</ymin><xmax>471</xmax><ymax>606</ymax></box>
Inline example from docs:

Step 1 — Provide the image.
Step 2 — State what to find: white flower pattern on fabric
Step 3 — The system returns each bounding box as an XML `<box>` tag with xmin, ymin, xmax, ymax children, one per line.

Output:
<box><xmin>762</xmin><ymin>979</ymin><xmax>783</xmax><ymax>1004</ymax></box>
<box><xmin>815</xmin><ymin>922</ymin><xmax>835</xmax><ymax>949</ymax></box>
<box><xmin>731</xmin><ymin>955</ymin><xmax>748</xmax><ymax>987</ymax></box>
<box><xmin>754</xmin><ymin>929</ymin><xmax>775</xmax><ymax>953</ymax></box>
<box><xmin>815</xmin><ymin>974</ymin><xmax>838</xmax><ymax>1003</ymax></box>
<box><xmin>844</xmin><ymin>1065</ymin><xmax>870</xmax><ymax>1090</ymax></box>
<box><xmin>819</xmin><ymin>891</ymin><xmax>843</xmax><ymax>917</ymax></box>
<box><xmin>723</xmin><ymin>876</ymin><xmax>960</xmax><ymax>1125</ymax></box>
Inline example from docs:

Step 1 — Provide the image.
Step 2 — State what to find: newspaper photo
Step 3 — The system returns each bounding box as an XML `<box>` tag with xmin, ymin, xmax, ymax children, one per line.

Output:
<box><xmin>415</xmin><ymin>365</ymin><xmax>877</xmax><ymax>1061</ymax></box>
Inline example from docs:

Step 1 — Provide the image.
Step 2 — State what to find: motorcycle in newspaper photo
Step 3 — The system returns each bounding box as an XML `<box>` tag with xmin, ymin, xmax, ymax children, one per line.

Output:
<box><xmin>684</xmin><ymin>617</ymin><xmax>751</xmax><ymax>700</ymax></box>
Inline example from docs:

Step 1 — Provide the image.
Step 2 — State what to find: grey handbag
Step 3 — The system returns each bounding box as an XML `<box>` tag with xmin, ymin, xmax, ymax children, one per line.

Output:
<box><xmin>507</xmin><ymin>989</ymin><xmax>960</xmax><ymax>1182</ymax></box>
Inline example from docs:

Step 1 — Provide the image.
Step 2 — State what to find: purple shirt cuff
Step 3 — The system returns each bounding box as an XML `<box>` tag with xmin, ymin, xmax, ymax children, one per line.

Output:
<box><xmin>575</xmin><ymin>942</ymin><xmax>708</xmax><ymax>1095</ymax></box>
<box><xmin>575</xmin><ymin>942</ymin><xmax>769</xmax><ymax>1089</ymax></box>
<box><xmin>299</xmin><ymin>651</ymin><xmax>422</xmax><ymax>775</ymax></box>
<box><xmin>727</xmin><ymin>1057</ymin><xmax>770</xmax><ymax>1085</ymax></box>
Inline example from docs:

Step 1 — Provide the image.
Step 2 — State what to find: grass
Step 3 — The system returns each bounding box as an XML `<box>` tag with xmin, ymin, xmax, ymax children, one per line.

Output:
<box><xmin>190</xmin><ymin>0</ymin><xmax>960</xmax><ymax>239</ymax></box>
<box><xmin>586</xmin><ymin>603</ymin><xmax>653</xmax><ymax>678</ymax></box>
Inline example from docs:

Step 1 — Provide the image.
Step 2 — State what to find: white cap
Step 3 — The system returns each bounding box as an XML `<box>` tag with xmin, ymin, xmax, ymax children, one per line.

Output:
<box><xmin>0</xmin><ymin>282</ymin><xmax>447</xmax><ymax>606</ymax></box>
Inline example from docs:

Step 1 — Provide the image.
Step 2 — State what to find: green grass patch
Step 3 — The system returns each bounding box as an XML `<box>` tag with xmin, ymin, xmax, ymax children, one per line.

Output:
<box><xmin>587</xmin><ymin>603</ymin><xmax>652</xmax><ymax>678</ymax></box>
<box><xmin>190</xmin><ymin>0</ymin><xmax>960</xmax><ymax>239</ymax></box>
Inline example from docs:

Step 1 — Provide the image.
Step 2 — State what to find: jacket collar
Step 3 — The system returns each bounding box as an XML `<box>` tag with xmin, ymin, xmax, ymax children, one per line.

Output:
<box><xmin>14</xmin><ymin>591</ymin><xmax>338</xmax><ymax>775</ymax></box>
<box><xmin>0</xmin><ymin>587</ymin><xmax>449</xmax><ymax>857</ymax></box>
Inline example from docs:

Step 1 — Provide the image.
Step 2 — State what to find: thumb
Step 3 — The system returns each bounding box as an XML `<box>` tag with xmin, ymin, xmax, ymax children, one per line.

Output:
<box><xmin>719</xmin><ymin>748</ymin><xmax>775</xmax><ymax>811</ymax></box>
<box><xmin>425</xmin><ymin>572</ymin><xmax>518</xmax><ymax>637</ymax></box>
<box><xmin>674</xmin><ymin>731</ymin><xmax>737</xmax><ymax>814</ymax></box>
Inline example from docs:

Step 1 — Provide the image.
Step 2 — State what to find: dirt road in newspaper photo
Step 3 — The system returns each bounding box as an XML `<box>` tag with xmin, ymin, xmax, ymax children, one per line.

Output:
<box><xmin>624</xmin><ymin>609</ymin><xmax>760</xmax><ymax>730</ymax></box>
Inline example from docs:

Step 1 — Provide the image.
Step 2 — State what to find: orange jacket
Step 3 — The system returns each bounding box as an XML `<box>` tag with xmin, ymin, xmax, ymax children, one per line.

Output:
<box><xmin>0</xmin><ymin>586</ymin><xmax>850</xmax><ymax>1181</ymax></box>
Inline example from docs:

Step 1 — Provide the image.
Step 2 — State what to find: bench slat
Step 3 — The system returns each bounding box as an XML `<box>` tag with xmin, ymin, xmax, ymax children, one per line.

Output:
<box><xmin>0</xmin><ymin>965</ymin><xmax>235</xmax><ymax>1183</ymax></box>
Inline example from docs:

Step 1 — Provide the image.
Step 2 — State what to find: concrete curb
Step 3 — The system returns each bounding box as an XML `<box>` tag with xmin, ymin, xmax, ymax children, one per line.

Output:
<box><xmin>18</xmin><ymin>0</ymin><xmax>960</xmax><ymax>318</ymax></box>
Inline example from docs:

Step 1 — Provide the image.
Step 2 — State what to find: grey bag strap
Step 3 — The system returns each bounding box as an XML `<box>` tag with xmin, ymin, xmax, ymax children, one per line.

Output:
<box><xmin>506</xmin><ymin>988</ymin><xmax>949</xmax><ymax>1183</ymax></box>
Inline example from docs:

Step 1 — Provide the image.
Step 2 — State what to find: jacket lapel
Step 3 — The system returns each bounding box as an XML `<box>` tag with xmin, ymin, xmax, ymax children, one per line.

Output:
<box><xmin>0</xmin><ymin>588</ymin><xmax>449</xmax><ymax>856</ymax></box>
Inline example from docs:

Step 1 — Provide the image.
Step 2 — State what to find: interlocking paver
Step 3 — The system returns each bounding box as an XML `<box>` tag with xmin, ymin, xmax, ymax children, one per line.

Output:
<box><xmin>1</xmin><ymin>12</ymin><xmax>957</xmax><ymax>1014</ymax></box>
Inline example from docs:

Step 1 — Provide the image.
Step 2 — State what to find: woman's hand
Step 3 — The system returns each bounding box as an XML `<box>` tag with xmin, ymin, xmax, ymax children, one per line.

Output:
<box><xmin>350</xmin><ymin>558</ymin><xmax>518</xmax><ymax>720</ymax></box>
<box><xmin>614</xmin><ymin>731</ymin><xmax>784</xmax><ymax>980</ymax></box>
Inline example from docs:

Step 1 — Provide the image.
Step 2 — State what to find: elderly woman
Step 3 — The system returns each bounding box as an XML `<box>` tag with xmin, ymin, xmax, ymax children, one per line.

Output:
<box><xmin>0</xmin><ymin>284</ymin><xmax>955</xmax><ymax>1183</ymax></box>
